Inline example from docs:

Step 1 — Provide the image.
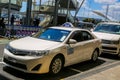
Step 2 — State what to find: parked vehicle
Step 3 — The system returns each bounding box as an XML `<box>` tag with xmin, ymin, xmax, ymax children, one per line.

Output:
<box><xmin>76</xmin><ymin>21</ymin><xmax>95</xmax><ymax>31</ymax></box>
<box><xmin>93</xmin><ymin>22</ymin><xmax>120</xmax><ymax>56</ymax></box>
<box><xmin>3</xmin><ymin>25</ymin><xmax>101</xmax><ymax>74</ymax></box>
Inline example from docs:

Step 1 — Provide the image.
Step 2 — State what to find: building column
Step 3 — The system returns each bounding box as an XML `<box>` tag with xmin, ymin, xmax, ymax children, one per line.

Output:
<box><xmin>8</xmin><ymin>0</ymin><xmax>11</xmax><ymax>25</ymax></box>
<box><xmin>66</xmin><ymin>0</ymin><xmax>70</xmax><ymax>22</ymax></box>
<box><xmin>53</xmin><ymin>0</ymin><xmax>60</xmax><ymax>26</ymax></box>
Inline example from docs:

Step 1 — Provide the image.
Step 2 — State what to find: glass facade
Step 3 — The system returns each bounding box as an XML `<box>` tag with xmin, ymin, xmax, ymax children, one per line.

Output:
<box><xmin>0</xmin><ymin>0</ymin><xmax>22</xmax><ymax>6</ymax></box>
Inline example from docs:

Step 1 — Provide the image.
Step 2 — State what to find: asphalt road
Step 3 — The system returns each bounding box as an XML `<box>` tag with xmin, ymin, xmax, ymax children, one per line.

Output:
<box><xmin>0</xmin><ymin>44</ymin><xmax>120</xmax><ymax>80</ymax></box>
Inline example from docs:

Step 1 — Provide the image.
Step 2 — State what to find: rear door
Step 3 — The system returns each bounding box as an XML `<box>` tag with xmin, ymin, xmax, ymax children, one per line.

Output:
<box><xmin>79</xmin><ymin>31</ymin><xmax>95</xmax><ymax>60</ymax></box>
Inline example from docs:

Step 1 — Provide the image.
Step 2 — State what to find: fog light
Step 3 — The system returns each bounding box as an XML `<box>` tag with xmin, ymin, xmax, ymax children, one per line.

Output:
<box><xmin>32</xmin><ymin>64</ymin><xmax>41</xmax><ymax>71</ymax></box>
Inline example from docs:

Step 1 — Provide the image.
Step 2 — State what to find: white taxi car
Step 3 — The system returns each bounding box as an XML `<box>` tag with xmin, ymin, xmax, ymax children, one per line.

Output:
<box><xmin>3</xmin><ymin>26</ymin><xmax>101</xmax><ymax>74</ymax></box>
<box><xmin>93</xmin><ymin>22</ymin><xmax>120</xmax><ymax>56</ymax></box>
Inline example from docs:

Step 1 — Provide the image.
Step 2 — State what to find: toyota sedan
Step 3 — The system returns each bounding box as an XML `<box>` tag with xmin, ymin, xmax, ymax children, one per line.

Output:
<box><xmin>3</xmin><ymin>26</ymin><xmax>101</xmax><ymax>74</ymax></box>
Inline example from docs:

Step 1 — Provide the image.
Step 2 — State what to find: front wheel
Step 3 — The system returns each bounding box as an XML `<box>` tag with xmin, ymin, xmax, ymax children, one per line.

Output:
<box><xmin>49</xmin><ymin>56</ymin><xmax>63</xmax><ymax>74</ymax></box>
<box><xmin>91</xmin><ymin>50</ymin><xmax>98</xmax><ymax>62</ymax></box>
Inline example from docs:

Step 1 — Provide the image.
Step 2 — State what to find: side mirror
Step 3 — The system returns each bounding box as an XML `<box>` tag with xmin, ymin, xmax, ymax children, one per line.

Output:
<box><xmin>90</xmin><ymin>29</ymin><xmax>93</xmax><ymax>32</ymax></box>
<box><xmin>68</xmin><ymin>39</ymin><xmax>77</xmax><ymax>44</ymax></box>
<box><xmin>31</xmin><ymin>32</ymin><xmax>36</xmax><ymax>36</ymax></box>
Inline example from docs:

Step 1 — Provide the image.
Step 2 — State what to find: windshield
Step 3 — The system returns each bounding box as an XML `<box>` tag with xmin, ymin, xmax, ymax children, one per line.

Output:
<box><xmin>94</xmin><ymin>24</ymin><xmax>120</xmax><ymax>35</ymax></box>
<box><xmin>38</xmin><ymin>28</ymin><xmax>70</xmax><ymax>42</ymax></box>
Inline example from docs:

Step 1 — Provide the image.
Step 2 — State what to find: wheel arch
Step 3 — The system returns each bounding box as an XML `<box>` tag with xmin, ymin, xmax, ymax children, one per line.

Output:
<box><xmin>53</xmin><ymin>53</ymin><xmax>65</xmax><ymax>66</ymax></box>
<box><xmin>49</xmin><ymin>53</ymin><xmax>65</xmax><ymax>74</ymax></box>
<box><xmin>91</xmin><ymin>47</ymin><xmax>100</xmax><ymax>62</ymax></box>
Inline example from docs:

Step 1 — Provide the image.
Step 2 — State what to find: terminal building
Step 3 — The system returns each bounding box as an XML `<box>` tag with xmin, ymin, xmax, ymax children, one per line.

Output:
<box><xmin>0</xmin><ymin>0</ymin><xmax>22</xmax><ymax>16</ymax></box>
<box><xmin>0</xmin><ymin>0</ymin><xmax>23</xmax><ymax>25</ymax></box>
<box><xmin>0</xmin><ymin>0</ymin><xmax>81</xmax><ymax>27</ymax></box>
<box><xmin>32</xmin><ymin>0</ymin><xmax>80</xmax><ymax>27</ymax></box>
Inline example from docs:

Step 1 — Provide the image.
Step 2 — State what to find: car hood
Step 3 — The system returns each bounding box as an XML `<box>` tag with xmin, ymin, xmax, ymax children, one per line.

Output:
<box><xmin>9</xmin><ymin>37</ymin><xmax>61</xmax><ymax>50</ymax></box>
<box><xmin>93</xmin><ymin>32</ymin><xmax>120</xmax><ymax>41</ymax></box>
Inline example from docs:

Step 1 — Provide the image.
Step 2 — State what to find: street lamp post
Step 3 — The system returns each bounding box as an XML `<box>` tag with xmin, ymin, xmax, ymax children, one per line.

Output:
<box><xmin>74</xmin><ymin>0</ymin><xmax>85</xmax><ymax>25</ymax></box>
<box><xmin>0</xmin><ymin>1</ymin><xmax>2</xmax><ymax>18</ymax></box>
<box><xmin>26</xmin><ymin>0</ymin><xmax>32</xmax><ymax>26</ymax></box>
<box><xmin>105</xmin><ymin>4</ymin><xmax>109</xmax><ymax>21</ymax></box>
<box><xmin>39</xmin><ymin>0</ymin><xmax>41</xmax><ymax>11</ymax></box>
<box><xmin>8</xmin><ymin>0</ymin><xmax>11</xmax><ymax>25</ymax></box>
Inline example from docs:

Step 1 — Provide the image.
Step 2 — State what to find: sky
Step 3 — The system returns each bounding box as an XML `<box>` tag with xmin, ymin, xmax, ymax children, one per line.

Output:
<box><xmin>20</xmin><ymin>0</ymin><xmax>120</xmax><ymax>21</ymax></box>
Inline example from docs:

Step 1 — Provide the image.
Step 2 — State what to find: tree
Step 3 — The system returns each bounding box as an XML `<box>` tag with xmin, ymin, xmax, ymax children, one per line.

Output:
<box><xmin>83</xmin><ymin>18</ymin><xmax>101</xmax><ymax>24</ymax></box>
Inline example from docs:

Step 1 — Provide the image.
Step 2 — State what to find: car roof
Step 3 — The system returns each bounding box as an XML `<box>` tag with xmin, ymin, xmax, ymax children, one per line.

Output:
<box><xmin>78</xmin><ymin>21</ymin><xmax>94</xmax><ymax>25</ymax></box>
<box><xmin>50</xmin><ymin>26</ymin><xmax>88</xmax><ymax>32</ymax></box>
<box><xmin>98</xmin><ymin>22</ymin><xmax>120</xmax><ymax>25</ymax></box>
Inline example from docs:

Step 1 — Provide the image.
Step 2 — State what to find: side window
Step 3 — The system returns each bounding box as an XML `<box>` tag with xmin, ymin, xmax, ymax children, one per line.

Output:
<box><xmin>81</xmin><ymin>31</ymin><xmax>94</xmax><ymax>41</ymax></box>
<box><xmin>71</xmin><ymin>31</ymin><xmax>84</xmax><ymax>42</ymax></box>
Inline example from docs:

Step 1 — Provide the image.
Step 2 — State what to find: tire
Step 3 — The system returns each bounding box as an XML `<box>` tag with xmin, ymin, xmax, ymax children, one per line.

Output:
<box><xmin>49</xmin><ymin>56</ymin><xmax>63</xmax><ymax>74</ymax></box>
<box><xmin>117</xmin><ymin>50</ymin><xmax>120</xmax><ymax>58</ymax></box>
<box><xmin>91</xmin><ymin>50</ymin><xmax>98</xmax><ymax>62</ymax></box>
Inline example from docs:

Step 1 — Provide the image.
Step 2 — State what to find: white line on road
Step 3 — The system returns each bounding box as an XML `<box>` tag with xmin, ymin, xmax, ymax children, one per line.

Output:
<box><xmin>0</xmin><ymin>62</ymin><xmax>4</xmax><ymax>64</ymax></box>
<box><xmin>69</xmin><ymin>68</ymin><xmax>83</xmax><ymax>73</ymax></box>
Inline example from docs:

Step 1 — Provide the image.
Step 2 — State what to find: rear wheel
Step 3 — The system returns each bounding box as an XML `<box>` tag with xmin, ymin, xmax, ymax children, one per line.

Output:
<box><xmin>118</xmin><ymin>53</ymin><xmax>120</xmax><ymax>58</ymax></box>
<box><xmin>117</xmin><ymin>49</ymin><xmax>120</xmax><ymax>57</ymax></box>
<box><xmin>91</xmin><ymin>50</ymin><xmax>98</xmax><ymax>62</ymax></box>
<box><xmin>49</xmin><ymin>56</ymin><xmax>63</xmax><ymax>74</ymax></box>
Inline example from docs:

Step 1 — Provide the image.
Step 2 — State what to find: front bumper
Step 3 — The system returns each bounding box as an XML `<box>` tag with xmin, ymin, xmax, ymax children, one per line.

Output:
<box><xmin>101</xmin><ymin>44</ymin><xmax>119</xmax><ymax>55</ymax></box>
<box><xmin>3</xmin><ymin>49</ymin><xmax>52</xmax><ymax>74</ymax></box>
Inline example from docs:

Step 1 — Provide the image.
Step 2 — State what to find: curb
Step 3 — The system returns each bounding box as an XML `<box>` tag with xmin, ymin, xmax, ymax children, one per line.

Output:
<box><xmin>64</xmin><ymin>61</ymin><xmax>120</xmax><ymax>80</ymax></box>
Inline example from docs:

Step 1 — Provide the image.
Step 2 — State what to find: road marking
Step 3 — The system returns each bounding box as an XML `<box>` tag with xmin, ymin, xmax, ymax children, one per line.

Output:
<box><xmin>0</xmin><ymin>62</ymin><xmax>4</xmax><ymax>64</ymax></box>
<box><xmin>0</xmin><ymin>39</ymin><xmax>11</xmax><ymax>44</ymax></box>
<box><xmin>0</xmin><ymin>58</ymin><xmax>3</xmax><ymax>64</ymax></box>
<box><xmin>0</xmin><ymin>58</ymin><xmax>2</xmax><ymax>60</ymax></box>
<box><xmin>69</xmin><ymin>68</ymin><xmax>83</xmax><ymax>73</ymax></box>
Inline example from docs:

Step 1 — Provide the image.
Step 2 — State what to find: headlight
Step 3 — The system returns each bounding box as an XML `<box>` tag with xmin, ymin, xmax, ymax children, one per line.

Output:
<box><xmin>6</xmin><ymin>44</ymin><xmax>10</xmax><ymax>49</ymax></box>
<box><xmin>112</xmin><ymin>40</ymin><xmax>119</xmax><ymax>44</ymax></box>
<box><xmin>5</xmin><ymin>44</ymin><xmax>14</xmax><ymax>53</ymax></box>
<box><xmin>6</xmin><ymin>44</ymin><xmax>50</xmax><ymax>57</ymax></box>
<box><xmin>27</xmin><ymin>50</ymin><xmax>50</xmax><ymax>56</ymax></box>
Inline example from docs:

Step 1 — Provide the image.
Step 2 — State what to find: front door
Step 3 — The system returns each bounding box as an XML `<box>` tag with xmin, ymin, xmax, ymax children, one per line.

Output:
<box><xmin>66</xmin><ymin>31</ymin><xmax>95</xmax><ymax>65</ymax></box>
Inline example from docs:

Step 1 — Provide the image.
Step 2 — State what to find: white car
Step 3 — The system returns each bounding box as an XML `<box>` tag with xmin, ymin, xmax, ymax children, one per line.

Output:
<box><xmin>93</xmin><ymin>22</ymin><xmax>120</xmax><ymax>56</ymax></box>
<box><xmin>3</xmin><ymin>26</ymin><xmax>101</xmax><ymax>74</ymax></box>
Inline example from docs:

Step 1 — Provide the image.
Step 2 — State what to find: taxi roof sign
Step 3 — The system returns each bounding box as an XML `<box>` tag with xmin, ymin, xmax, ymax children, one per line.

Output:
<box><xmin>62</xmin><ymin>22</ymin><xmax>74</xmax><ymax>28</ymax></box>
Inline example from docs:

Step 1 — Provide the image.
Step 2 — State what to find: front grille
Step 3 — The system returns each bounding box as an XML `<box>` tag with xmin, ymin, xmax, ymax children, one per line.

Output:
<box><xmin>102</xmin><ymin>50</ymin><xmax>117</xmax><ymax>54</ymax></box>
<box><xmin>102</xmin><ymin>46</ymin><xmax>117</xmax><ymax>50</ymax></box>
<box><xmin>3</xmin><ymin>57</ymin><xmax>27</xmax><ymax>70</ymax></box>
